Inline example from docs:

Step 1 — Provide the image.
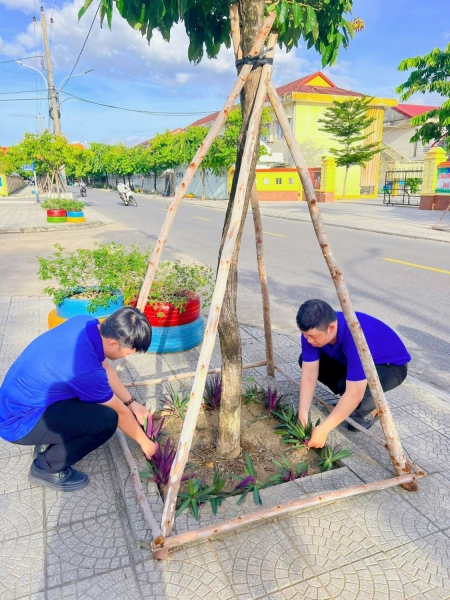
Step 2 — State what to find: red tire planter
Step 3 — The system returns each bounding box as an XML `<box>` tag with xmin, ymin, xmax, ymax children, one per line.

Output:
<box><xmin>130</xmin><ymin>293</ymin><xmax>200</xmax><ymax>327</ymax></box>
<box><xmin>46</xmin><ymin>209</ymin><xmax>67</xmax><ymax>217</ymax></box>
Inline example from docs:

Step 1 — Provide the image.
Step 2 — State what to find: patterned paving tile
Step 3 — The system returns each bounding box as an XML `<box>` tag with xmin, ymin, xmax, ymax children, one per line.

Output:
<box><xmin>402</xmin><ymin>432</ymin><xmax>450</xmax><ymax>474</ymax></box>
<box><xmin>136</xmin><ymin>543</ymin><xmax>235</xmax><ymax>599</ymax></box>
<box><xmin>0</xmin><ymin>532</ymin><xmax>45</xmax><ymax>600</ymax></box>
<box><xmin>0</xmin><ymin>452</ymin><xmax>33</xmax><ymax>496</ymax></box>
<box><xmin>0</xmin><ymin>487</ymin><xmax>44</xmax><ymax>543</ymax></box>
<box><xmin>397</xmin><ymin>472</ymin><xmax>450</xmax><ymax>531</ymax></box>
<box><xmin>45</xmin><ymin>513</ymin><xmax>131</xmax><ymax>588</ymax></box>
<box><xmin>212</xmin><ymin>522</ymin><xmax>315</xmax><ymax>598</ymax></box>
<box><xmin>47</xmin><ymin>566</ymin><xmax>141</xmax><ymax>600</ymax></box>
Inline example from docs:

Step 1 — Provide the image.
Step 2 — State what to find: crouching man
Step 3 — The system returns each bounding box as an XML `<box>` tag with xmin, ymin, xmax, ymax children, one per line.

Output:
<box><xmin>0</xmin><ymin>307</ymin><xmax>157</xmax><ymax>492</ymax></box>
<box><xmin>297</xmin><ymin>299</ymin><xmax>411</xmax><ymax>448</ymax></box>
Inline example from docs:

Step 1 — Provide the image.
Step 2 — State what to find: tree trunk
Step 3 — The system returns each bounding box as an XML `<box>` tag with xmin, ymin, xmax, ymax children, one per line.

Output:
<box><xmin>153</xmin><ymin>171</ymin><xmax>157</xmax><ymax>192</ymax></box>
<box><xmin>217</xmin><ymin>0</ymin><xmax>266</xmax><ymax>458</ymax></box>
<box><xmin>342</xmin><ymin>166</ymin><xmax>349</xmax><ymax>200</ymax></box>
<box><xmin>201</xmin><ymin>169</ymin><xmax>206</xmax><ymax>200</ymax></box>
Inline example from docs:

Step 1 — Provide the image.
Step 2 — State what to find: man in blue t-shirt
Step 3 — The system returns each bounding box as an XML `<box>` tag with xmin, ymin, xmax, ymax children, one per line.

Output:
<box><xmin>297</xmin><ymin>299</ymin><xmax>411</xmax><ymax>448</ymax></box>
<box><xmin>0</xmin><ymin>307</ymin><xmax>157</xmax><ymax>492</ymax></box>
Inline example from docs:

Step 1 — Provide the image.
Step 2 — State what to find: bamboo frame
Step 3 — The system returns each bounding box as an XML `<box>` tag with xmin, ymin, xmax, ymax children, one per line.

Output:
<box><xmin>265</xmin><ymin>80</ymin><xmax>418</xmax><ymax>492</ymax></box>
<box><xmin>123</xmin><ymin>360</ymin><xmax>266</xmax><ymax>388</ymax></box>
<box><xmin>152</xmin><ymin>472</ymin><xmax>421</xmax><ymax>558</ymax></box>
<box><xmin>158</xmin><ymin>35</ymin><xmax>278</xmax><ymax>540</ymax></box>
<box><xmin>111</xmin><ymin>10</ymin><xmax>426</xmax><ymax>560</ymax></box>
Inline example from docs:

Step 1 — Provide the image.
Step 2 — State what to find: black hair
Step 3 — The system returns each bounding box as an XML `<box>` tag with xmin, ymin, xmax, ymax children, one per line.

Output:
<box><xmin>296</xmin><ymin>299</ymin><xmax>337</xmax><ymax>332</ymax></box>
<box><xmin>100</xmin><ymin>307</ymin><xmax>151</xmax><ymax>352</ymax></box>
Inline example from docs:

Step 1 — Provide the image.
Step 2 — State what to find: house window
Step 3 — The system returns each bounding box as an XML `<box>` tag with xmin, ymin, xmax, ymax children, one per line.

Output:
<box><xmin>263</xmin><ymin>178</ymin><xmax>270</xmax><ymax>185</ymax></box>
<box><xmin>276</xmin><ymin>178</ymin><xmax>282</xmax><ymax>185</ymax></box>
<box><xmin>275</xmin><ymin>123</ymin><xmax>283</xmax><ymax>139</ymax></box>
<box><xmin>288</xmin><ymin>178</ymin><xmax>294</xmax><ymax>185</ymax></box>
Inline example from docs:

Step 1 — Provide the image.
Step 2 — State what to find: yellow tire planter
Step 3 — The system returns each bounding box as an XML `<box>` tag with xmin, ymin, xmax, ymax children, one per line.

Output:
<box><xmin>67</xmin><ymin>216</ymin><xmax>86</xmax><ymax>223</ymax></box>
<box><xmin>47</xmin><ymin>309</ymin><xmax>107</xmax><ymax>330</ymax></box>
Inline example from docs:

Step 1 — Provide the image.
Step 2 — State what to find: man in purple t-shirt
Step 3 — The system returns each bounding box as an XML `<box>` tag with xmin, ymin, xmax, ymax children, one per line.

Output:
<box><xmin>297</xmin><ymin>299</ymin><xmax>411</xmax><ymax>448</ymax></box>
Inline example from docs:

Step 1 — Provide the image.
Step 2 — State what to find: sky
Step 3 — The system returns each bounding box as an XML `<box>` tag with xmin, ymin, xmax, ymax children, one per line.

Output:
<box><xmin>0</xmin><ymin>0</ymin><xmax>447</xmax><ymax>147</ymax></box>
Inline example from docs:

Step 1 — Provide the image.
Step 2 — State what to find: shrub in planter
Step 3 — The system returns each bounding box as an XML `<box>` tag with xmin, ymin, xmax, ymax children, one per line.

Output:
<box><xmin>41</xmin><ymin>198</ymin><xmax>85</xmax><ymax>212</ymax></box>
<box><xmin>38</xmin><ymin>242</ymin><xmax>150</xmax><ymax>321</ymax></box>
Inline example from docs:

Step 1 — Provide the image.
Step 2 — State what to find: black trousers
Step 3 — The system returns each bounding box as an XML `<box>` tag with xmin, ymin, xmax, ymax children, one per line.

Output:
<box><xmin>12</xmin><ymin>399</ymin><xmax>118</xmax><ymax>473</ymax></box>
<box><xmin>299</xmin><ymin>353</ymin><xmax>408</xmax><ymax>417</ymax></box>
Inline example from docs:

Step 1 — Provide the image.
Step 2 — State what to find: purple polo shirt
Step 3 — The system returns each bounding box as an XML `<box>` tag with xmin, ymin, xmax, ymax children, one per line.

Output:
<box><xmin>301</xmin><ymin>312</ymin><xmax>411</xmax><ymax>381</ymax></box>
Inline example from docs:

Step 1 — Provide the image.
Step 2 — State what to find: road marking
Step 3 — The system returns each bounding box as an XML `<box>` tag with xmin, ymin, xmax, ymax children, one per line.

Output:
<box><xmin>263</xmin><ymin>231</ymin><xmax>286</xmax><ymax>238</ymax></box>
<box><xmin>195</xmin><ymin>216</ymin><xmax>211</xmax><ymax>221</ymax></box>
<box><xmin>384</xmin><ymin>258</ymin><xmax>450</xmax><ymax>275</ymax></box>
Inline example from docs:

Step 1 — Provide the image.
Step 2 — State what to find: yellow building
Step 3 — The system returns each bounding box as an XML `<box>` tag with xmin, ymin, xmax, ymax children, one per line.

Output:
<box><xmin>264</xmin><ymin>71</ymin><xmax>397</xmax><ymax>200</ymax></box>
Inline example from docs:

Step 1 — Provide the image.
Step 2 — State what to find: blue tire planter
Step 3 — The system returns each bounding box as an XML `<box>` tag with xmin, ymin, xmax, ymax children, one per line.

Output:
<box><xmin>67</xmin><ymin>211</ymin><xmax>84</xmax><ymax>218</ymax></box>
<box><xmin>56</xmin><ymin>292</ymin><xmax>124</xmax><ymax>318</ymax></box>
<box><xmin>147</xmin><ymin>316</ymin><xmax>204</xmax><ymax>353</ymax></box>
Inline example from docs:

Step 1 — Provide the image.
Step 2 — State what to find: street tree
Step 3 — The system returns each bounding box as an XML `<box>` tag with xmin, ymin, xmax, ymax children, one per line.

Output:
<box><xmin>85</xmin><ymin>142</ymin><xmax>112</xmax><ymax>186</ymax></box>
<box><xmin>318</xmin><ymin>97</ymin><xmax>381</xmax><ymax>199</ymax></box>
<box><xmin>397</xmin><ymin>42</ymin><xmax>450</xmax><ymax>151</ymax></box>
<box><xmin>80</xmin><ymin>0</ymin><xmax>356</xmax><ymax>458</ymax></box>
<box><xmin>104</xmin><ymin>143</ymin><xmax>135</xmax><ymax>185</ymax></box>
<box><xmin>145</xmin><ymin>130</ymin><xmax>183</xmax><ymax>192</ymax></box>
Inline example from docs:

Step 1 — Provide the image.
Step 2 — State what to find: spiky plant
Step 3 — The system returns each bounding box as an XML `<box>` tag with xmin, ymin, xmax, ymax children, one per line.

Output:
<box><xmin>163</xmin><ymin>383</ymin><xmax>190</xmax><ymax>420</ymax></box>
<box><xmin>142</xmin><ymin>414</ymin><xmax>166</xmax><ymax>442</ymax></box>
<box><xmin>203</xmin><ymin>374</ymin><xmax>222</xmax><ymax>410</ymax></box>
<box><xmin>274</xmin><ymin>417</ymin><xmax>321</xmax><ymax>448</ymax></box>
<box><xmin>175</xmin><ymin>469</ymin><xmax>228</xmax><ymax>519</ymax></box>
<box><xmin>317</xmin><ymin>445</ymin><xmax>352</xmax><ymax>471</ymax></box>
<box><xmin>231</xmin><ymin>452</ymin><xmax>269</xmax><ymax>505</ymax></box>
<box><xmin>267</xmin><ymin>455</ymin><xmax>309</xmax><ymax>484</ymax></box>
<box><xmin>263</xmin><ymin>386</ymin><xmax>288</xmax><ymax>414</ymax></box>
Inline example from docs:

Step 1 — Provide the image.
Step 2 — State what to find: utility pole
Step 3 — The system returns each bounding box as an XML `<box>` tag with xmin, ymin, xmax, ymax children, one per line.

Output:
<box><xmin>40</xmin><ymin>6</ymin><xmax>61</xmax><ymax>136</ymax></box>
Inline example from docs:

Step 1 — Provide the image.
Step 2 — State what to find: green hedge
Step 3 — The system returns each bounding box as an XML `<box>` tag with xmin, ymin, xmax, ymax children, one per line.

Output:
<box><xmin>41</xmin><ymin>198</ymin><xmax>85</xmax><ymax>212</ymax></box>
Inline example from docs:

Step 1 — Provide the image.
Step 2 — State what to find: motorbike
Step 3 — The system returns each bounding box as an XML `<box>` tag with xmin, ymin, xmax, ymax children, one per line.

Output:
<box><xmin>118</xmin><ymin>190</ymin><xmax>137</xmax><ymax>207</ymax></box>
<box><xmin>80</xmin><ymin>186</ymin><xmax>87</xmax><ymax>197</ymax></box>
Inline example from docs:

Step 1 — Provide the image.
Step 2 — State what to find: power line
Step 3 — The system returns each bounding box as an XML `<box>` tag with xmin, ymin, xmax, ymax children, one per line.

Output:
<box><xmin>0</xmin><ymin>55</ymin><xmax>43</xmax><ymax>64</ymax></box>
<box><xmin>60</xmin><ymin>2</ymin><xmax>100</xmax><ymax>92</ymax></box>
<box><xmin>0</xmin><ymin>97</ymin><xmax>49</xmax><ymax>102</ymax></box>
<box><xmin>62</xmin><ymin>91</ymin><xmax>218</xmax><ymax>116</ymax></box>
<box><xmin>0</xmin><ymin>89</ymin><xmax>47</xmax><ymax>94</ymax></box>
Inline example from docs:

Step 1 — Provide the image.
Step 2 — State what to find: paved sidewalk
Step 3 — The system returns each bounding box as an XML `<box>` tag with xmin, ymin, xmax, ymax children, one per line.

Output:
<box><xmin>137</xmin><ymin>192</ymin><xmax>450</xmax><ymax>244</ymax></box>
<box><xmin>0</xmin><ymin>199</ymin><xmax>113</xmax><ymax>234</ymax></box>
<box><xmin>1</xmin><ymin>295</ymin><xmax>449</xmax><ymax>599</ymax></box>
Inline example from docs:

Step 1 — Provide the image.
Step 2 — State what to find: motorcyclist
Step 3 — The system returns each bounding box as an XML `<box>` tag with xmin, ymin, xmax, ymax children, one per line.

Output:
<box><xmin>117</xmin><ymin>182</ymin><xmax>133</xmax><ymax>204</ymax></box>
<box><xmin>80</xmin><ymin>181</ymin><xmax>87</xmax><ymax>197</ymax></box>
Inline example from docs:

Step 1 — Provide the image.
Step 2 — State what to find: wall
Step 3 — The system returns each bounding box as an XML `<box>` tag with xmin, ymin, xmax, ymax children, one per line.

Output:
<box><xmin>254</xmin><ymin>168</ymin><xmax>302</xmax><ymax>201</ymax></box>
<box><xmin>0</xmin><ymin>173</ymin><xmax>25</xmax><ymax>196</ymax></box>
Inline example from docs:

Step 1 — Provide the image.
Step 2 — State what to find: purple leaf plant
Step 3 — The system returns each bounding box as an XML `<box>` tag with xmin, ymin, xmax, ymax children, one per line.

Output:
<box><xmin>203</xmin><ymin>374</ymin><xmax>222</xmax><ymax>410</ymax></box>
<box><xmin>142</xmin><ymin>414</ymin><xmax>166</xmax><ymax>442</ymax></box>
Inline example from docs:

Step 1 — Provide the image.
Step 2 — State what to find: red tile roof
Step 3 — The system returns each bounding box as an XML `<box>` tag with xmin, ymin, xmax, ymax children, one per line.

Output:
<box><xmin>394</xmin><ymin>104</ymin><xmax>438</xmax><ymax>118</ymax></box>
<box><xmin>187</xmin><ymin>71</ymin><xmax>364</xmax><ymax>129</ymax></box>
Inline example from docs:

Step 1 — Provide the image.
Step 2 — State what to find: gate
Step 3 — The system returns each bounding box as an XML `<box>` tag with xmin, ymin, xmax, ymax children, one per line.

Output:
<box><xmin>383</xmin><ymin>169</ymin><xmax>423</xmax><ymax>206</ymax></box>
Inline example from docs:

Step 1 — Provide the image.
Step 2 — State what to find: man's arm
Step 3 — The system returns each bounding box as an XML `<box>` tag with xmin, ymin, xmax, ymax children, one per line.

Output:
<box><xmin>103</xmin><ymin>395</ymin><xmax>157</xmax><ymax>459</ymax></box>
<box><xmin>103</xmin><ymin>359</ymin><xmax>150</xmax><ymax>425</ymax></box>
<box><xmin>298</xmin><ymin>360</ymin><xmax>319</xmax><ymax>427</ymax></box>
<box><xmin>307</xmin><ymin>379</ymin><xmax>367</xmax><ymax>448</ymax></box>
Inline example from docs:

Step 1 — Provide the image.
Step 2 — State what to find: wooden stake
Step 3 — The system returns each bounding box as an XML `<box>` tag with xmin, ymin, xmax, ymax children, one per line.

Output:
<box><xmin>136</xmin><ymin>12</ymin><xmax>276</xmax><ymax>312</ymax></box>
<box><xmin>115</xmin><ymin>430</ymin><xmax>162</xmax><ymax>541</ymax></box>
<box><xmin>251</xmin><ymin>183</ymin><xmax>275</xmax><ymax>377</ymax></box>
<box><xmin>229</xmin><ymin>5</ymin><xmax>275</xmax><ymax>378</ymax></box>
<box><xmin>152</xmin><ymin>473</ymin><xmax>420</xmax><ymax>557</ymax></box>
<box><xmin>266</xmin><ymin>82</ymin><xmax>418</xmax><ymax>491</ymax></box>
<box><xmin>124</xmin><ymin>360</ymin><xmax>267</xmax><ymax>388</ymax></box>
<box><xmin>159</xmin><ymin>39</ymin><xmax>277</xmax><ymax>539</ymax></box>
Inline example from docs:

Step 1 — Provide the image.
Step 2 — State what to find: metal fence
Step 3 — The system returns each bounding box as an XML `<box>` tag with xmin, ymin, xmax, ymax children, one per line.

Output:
<box><xmin>383</xmin><ymin>170</ymin><xmax>423</xmax><ymax>206</ymax></box>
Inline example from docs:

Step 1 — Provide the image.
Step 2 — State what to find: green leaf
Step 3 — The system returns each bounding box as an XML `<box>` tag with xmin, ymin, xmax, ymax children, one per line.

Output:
<box><xmin>175</xmin><ymin>498</ymin><xmax>191</xmax><ymax>517</ymax></box>
<box><xmin>292</xmin><ymin>3</ymin><xmax>302</xmax><ymax>29</ymax></box>
<box><xmin>77</xmin><ymin>0</ymin><xmax>94</xmax><ymax>21</ymax></box>
<box><xmin>191</xmin><ymin>498</ymin><xmax>199</xmax><ymax>520</ymax></box>
<box><xmin>304</xmin><ymin>6</ymin><xmax>317</xmax><ymax>34</ymax></box>
<box><xmin>278</xmin><ymin>0</ymin><xmax>288</xmax><ymax>25</ymax></box>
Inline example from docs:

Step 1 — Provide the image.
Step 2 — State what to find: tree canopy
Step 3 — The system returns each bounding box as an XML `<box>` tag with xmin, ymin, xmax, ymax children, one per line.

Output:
<box><xmin>79</xmin><ymin>0</ymin><xmax>355</xmax><ymax>66</ymax></box>
<box><xmin>397</xmin><ymin>43</ymin><xmax>450</xmax><ymax>148</ymax></box>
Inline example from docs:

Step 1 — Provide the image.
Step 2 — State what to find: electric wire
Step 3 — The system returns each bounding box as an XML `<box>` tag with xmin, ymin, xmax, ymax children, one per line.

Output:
<box><xmin>59</xmin><ymin>2</ymin><xmax>100</xmax><ymax>92</ymax></box>
<box><xmin>0</xmin><ymin>56</ymin><xmax>43</xmax><ymax>64</ymax></box>
<box><xmin>61</xmin><ymin>91</ymin><xmax>218</xmax><ymax>116</ymax></box>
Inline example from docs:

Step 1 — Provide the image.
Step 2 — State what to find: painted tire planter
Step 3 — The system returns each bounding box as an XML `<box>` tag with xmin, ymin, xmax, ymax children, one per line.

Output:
<box><xmin>47</xmin><ymin>216</ymin><xmax>67</xmax><ymax>223</ymax></box>
<box><xmin>130</xmin><ymin>294</ymin><xmax>200</xmax><ymax>327</ymax></box>
<box><xmin>56</xmin><ymin>291</ymin><xmax>124</xmax><ymax>319</ymax></box>
<box><xmin>67</xmin><ymin>215</ymin><xmax>86</xmax><ymax>223</ymax></box>
<box><xmin>147</xmin><ymin>315</ymin><xmax>204</xmax><ymax>353</ymax></box>
<box><xmin>48</xmin><ymin>308</ymin><xmax>108</xmax><ymax>330</ymax></box>
<box><xmin>67</xmin><ymin>211</ymin><xmax>84</xmax><ymax>218</ymax></box>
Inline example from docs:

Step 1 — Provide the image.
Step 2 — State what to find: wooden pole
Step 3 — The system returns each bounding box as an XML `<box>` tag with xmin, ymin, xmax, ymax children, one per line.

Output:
<box><xmin>152</xmin><ymin>472</ymin><xmax>420</xmax><ymax>557</ymax></box>
<box><xmin>159</xmin><ymin>40</ymin><xmax>277</xmax><ymax>539</ymax></box>
<box><xmin>229</xmin><ymin>6</ymin><xmax>275</xmax><ymax>378</ymax></box>
<box><xmin>115</xmin><ymin>430</ymin><xmax>162</xmax><ymax>542</ymax></box>
<box><xmin>136</xmin><ymin>12</ymin><xmax>276</xmax><ymax>312</ymax></box>
<box><xmin>124</xmin><ymin>360</ymin><xmax>267</xmax><ymax>388</ymax></box>
<box><xmin>273</xmin><ymin>365</ymin><xmax>425</xmax><ymax>477</ymax></box>
<box><xmin>266</xmin><ymin>83</ymin><xmax>418</xmax><ymax>491</ymax></box>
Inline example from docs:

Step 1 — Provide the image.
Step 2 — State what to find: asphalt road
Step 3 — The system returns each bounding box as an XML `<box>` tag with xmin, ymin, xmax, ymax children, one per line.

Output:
<box><xmin>79</xmin><ymin>189</ymin><xmax>450</xmax><ymax>392</ymax></box>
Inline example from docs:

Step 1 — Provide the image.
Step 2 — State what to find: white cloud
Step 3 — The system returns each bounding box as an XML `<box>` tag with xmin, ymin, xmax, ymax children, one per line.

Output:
<box><xmin>0</xmin><ymin>0</ymin><xmax>34</xmax><ymax>12</ymax></box>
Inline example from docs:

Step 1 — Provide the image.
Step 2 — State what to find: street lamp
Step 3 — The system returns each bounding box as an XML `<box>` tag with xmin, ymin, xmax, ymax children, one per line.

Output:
<box><xmin>16</xmin><ymin>61</ymin><xmax>48</xmax><ymax>89</ymax></box>
<box><xmin>58</xmin><ymin>69</ymin><xmax>94</xmax><ymax>92</ymax></box>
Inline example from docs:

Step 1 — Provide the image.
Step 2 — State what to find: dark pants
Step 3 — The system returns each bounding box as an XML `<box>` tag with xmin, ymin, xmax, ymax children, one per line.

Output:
<box><xmin>12</xmin><ymin>399</ymin><xmax>118</xmax><ymax>473</ymax></box>
<box><xmin>299</xmin><ymin>353</ymin><xmax>408</xmax><ymax>417</ymax></box>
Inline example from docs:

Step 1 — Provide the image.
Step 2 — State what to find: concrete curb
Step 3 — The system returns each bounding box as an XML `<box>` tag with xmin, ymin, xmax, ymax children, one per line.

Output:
<box><xmin>0</xmin><ymin>220</ymin><xmax>110</xmax><ymax>234</ymax></box>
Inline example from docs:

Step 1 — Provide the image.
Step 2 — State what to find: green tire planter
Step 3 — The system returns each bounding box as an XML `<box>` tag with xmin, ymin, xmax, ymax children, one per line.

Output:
<box><xmin>47</xmin><ymin>216</ymin><xmax>67</xmax><ymax>223</ymax></box>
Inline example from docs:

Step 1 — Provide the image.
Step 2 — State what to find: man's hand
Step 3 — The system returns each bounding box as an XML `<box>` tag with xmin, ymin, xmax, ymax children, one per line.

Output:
<box><xmin>306</xmin><ymin>424</ymin><xmax>328</xmax><ymax>448</ymax></box>
<box><xmin>141</xmin><ymin>438</ymin><xmax>158</xmax><ymax>460</ymax></box>
<box><xmin>129</xmin><ymin>401</ymin><xmax>151</xmax><ymax>425</ymax></box>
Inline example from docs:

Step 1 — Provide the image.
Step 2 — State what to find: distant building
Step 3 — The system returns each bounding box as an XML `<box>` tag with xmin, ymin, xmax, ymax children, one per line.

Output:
<box><xmin>383</xmin><ymin>104</ymin><xmax>439</xmax><ymax>161</ymax></box>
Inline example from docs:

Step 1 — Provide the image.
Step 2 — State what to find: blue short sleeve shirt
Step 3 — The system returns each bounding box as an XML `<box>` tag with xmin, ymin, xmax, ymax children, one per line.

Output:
<box><xmin>0</xmin><ymin>316</ymin><xmax>113</xmax><ymax>442</ymax></box>
<box><xmin>301</xmin><ymin>312</ymin><xmax>411</xmax><ymax>382</ymax></box>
